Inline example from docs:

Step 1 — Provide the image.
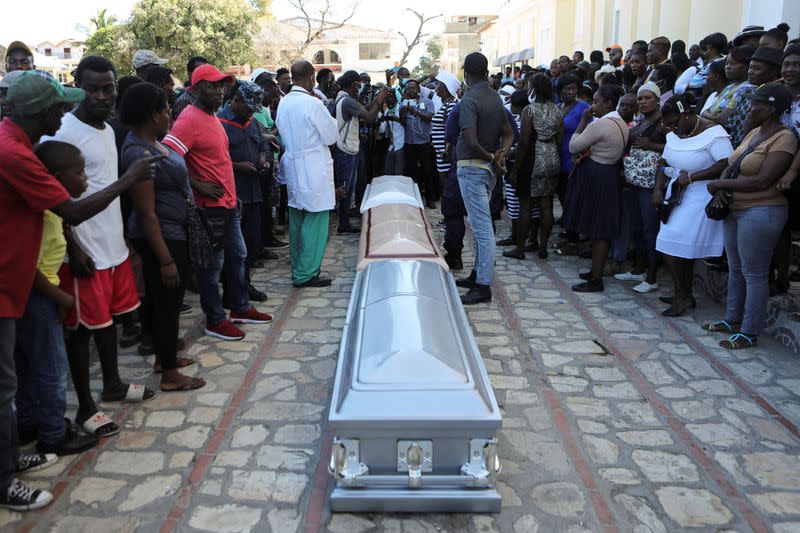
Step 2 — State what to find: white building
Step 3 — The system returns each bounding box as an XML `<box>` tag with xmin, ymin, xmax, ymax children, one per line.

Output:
<box><xmin>438</xmin><ymin>15</ymin><xmax>498</xmax><ymax>75</ymax></box>
<box><xmin>34</xmin><ymin>39</ymin><xmax>86</xmax><ymax>83</ymax></box>
<box><xmin>253</xmin><ymin>18</ymin><xmax>401</xmax><ymax>81</ymax></box>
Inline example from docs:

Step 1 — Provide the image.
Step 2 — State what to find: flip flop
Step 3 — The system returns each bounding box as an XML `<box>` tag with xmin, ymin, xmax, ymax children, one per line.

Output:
<box><xmin>80</xmin><ymin>411</ymin><xmax>120</xmax><ymax>438</ymax></box>
<box><xmin>719</xmin><ymin>333</ymin><xmax>757</xmax><ymax>350</ymax></box>
<box><xmin>154</xmin><ymin>357</ymin><xmax>196</xmax><ymax>374</ymax></box>
<box><xmin>100</xmin><ymin>383</ymin><xmax>156</xmax><ymax>403</ymax></box>
<box><xmin>160</xmin><ymin>377</ymin><xmax>206</xmax><ymax>392</ymax></box>
<box><xmin>703</xmin><ymin>320</ymin><xmax>741</xmax><ymax>333</ymax></box>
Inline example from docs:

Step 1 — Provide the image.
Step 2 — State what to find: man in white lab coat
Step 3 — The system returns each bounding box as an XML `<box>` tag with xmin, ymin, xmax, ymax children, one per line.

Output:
<box><xmin>276</xmin><ymin>60</ymin><xmax>339</xmax><ymax>287</ymax></box>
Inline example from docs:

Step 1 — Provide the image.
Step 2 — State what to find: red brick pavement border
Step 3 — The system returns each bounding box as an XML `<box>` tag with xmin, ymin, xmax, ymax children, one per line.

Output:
<box><xmin>157</xmin><ymin>288</ymin><xmax>301</xmax><ymax>533</ymax></box>
<box><xmin>492</xmin><ymin>278</ymin><xmax>621</xmax><ymax>533</ymax></box>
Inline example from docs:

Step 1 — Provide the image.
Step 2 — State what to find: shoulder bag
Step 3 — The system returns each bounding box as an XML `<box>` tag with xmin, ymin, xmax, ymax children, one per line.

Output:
<box><xmin>704</xmin><ymin>143</ymin><xmax>759</xmax><ymax>221</ymax></box>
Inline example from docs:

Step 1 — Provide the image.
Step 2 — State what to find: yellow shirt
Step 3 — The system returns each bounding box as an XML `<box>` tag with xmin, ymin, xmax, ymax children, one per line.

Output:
<box><xmin>38</xmin><ymin>210</ymin><xmax>66</xmax><ymax>285</ymax></box>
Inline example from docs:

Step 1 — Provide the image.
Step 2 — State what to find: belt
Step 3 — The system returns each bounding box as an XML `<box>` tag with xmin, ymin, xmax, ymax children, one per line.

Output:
<box><xmin>457</xmin><ymin>159</ymin><xmax>493</xmax><ymax>171</ymax></box>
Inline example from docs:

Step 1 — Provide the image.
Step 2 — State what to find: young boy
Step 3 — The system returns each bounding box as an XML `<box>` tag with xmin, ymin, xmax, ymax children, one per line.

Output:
<box><xmin>15</xmin><ymin>141</ymin><xmax>99</xmax><ymax>456</ymax></box>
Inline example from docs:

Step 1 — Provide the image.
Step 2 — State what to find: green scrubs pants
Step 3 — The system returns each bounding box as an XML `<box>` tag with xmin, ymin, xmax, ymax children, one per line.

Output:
<box><xmin>288</xmin><ymin>207</ymin><xmax>329</xmax><ymax>284</ymax></box>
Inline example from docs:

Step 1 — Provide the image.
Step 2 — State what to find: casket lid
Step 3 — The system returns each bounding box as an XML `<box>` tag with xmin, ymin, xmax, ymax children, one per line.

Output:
<box><xmin>330</xmin><ymin>261</ymin><xmax>501</xmax><ymax>429</ymax></box>
<box><xmin>359</xmin><ymin>175</ymin><xmax>424</xmax><ymax>213</ymax></box>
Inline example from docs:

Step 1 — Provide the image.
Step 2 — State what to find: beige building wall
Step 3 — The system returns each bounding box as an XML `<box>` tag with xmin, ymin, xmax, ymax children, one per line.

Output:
<box><xmin>480</xmin><ymin>0</ymin><xmax>791</xmax><ymax>68</ymax></box>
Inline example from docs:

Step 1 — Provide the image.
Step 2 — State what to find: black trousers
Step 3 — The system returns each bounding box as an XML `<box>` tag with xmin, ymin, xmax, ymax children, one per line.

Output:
<box><xmin>260</xmin><ymin>169</ymin><xmax>275</xmax><ymax>244</ymax></box>
<box><xmin>441</xmin><ymin>166</ymin><xmax>466</xmax><ymax>256</ymax></box>
<box><xmin>134</xmin><ymin>239</ymin><xmax>188</xmax><ymax>371</ymax></box>
<box><xmin>404</xmin><ymin>143</ymin><xmax>440</xmax><ymax>201</ymax></box>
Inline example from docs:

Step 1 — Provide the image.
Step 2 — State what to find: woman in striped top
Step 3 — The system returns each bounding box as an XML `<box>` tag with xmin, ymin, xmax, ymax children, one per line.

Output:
<box><xmin>431</xmin><ymin>72</ymin><xmax>461</xmax><ymax>191</ymax></box>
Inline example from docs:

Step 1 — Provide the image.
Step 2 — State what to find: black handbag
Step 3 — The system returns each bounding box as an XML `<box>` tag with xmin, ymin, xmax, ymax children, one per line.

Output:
<box><xmin>658</xmin><ymin>178</ymin><xmax>686</xmax><ymax>224</ymax></box>
<box><xmin>705</xmin><ymin>143</ymin><xmax>759</xmax><ymax>221</ymax></box>
<box><xmin>186</xmin><ymin>197</ymin><xmax>225</xmax><ymax>270</ymax></box>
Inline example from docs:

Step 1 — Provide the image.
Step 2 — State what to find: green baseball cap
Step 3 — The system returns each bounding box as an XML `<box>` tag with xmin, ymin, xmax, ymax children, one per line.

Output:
<box><xmin>6</xmin><ymin>70</ymin><xmax>85</xmax><ymax>115</ymax></box>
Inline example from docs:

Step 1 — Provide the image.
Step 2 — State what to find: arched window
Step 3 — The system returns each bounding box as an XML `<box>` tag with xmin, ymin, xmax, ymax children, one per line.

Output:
<box><xmin>312</xmin><ymin>49</ymin><xmax>341</xmax><ymax>65</ymax></box>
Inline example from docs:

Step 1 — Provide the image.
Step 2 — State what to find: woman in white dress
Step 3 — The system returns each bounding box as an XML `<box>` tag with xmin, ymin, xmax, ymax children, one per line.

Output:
<box><xmin>653</xmin><ymin>93</ymin><xmax>734</xmax><ymax>316</ymax></box>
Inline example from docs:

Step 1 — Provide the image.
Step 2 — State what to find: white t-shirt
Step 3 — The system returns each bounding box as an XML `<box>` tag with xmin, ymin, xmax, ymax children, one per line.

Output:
<box><xmin>42</xmin><ymin>113</ymin><xmax>128</xmax><ymax>269</ymax></box>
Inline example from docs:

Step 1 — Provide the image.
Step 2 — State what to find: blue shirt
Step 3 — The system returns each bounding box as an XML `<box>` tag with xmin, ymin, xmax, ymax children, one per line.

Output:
<box><xmin>402</xmin><ymin>97</ymin><xmax>435</xmax><ymax>145</ymax></box>
<box><xmin>218</xmin><ymin>105</ymin><xmax>268</xmax><ymax>203</ymax></box>
<box><xmin>122</xmin><ymin>133</ymin><xmax>191</xmax><ymax>241</ymax></box>
<box><xmin>560</xmin><ymin>101</ymin><xmax>591</xmax><ymax>173</ymax></box>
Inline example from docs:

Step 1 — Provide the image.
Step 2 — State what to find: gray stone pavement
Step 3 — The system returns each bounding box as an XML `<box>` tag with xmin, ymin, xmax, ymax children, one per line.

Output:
<box><xmin>3</xmin><ymin>211</ymin><xmax>800</xmax><ymax>533</ymax></box>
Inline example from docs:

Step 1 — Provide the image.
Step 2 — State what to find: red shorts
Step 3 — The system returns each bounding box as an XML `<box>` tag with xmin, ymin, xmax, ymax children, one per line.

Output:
<box><xmin>58</xmin><ymin>257</ymin><xmax>141</xmax><ymax>330</ymax></box>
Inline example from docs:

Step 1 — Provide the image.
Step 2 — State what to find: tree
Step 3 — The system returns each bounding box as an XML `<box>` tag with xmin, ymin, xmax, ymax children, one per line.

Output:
<box><xmin>91</xmin><ymin>8</ymin><xmax>119</xmax><ymax>31</ymax></box>
<box><xmin>412</xmin><ymin>37</ymin><xmax>441</xmax><ymax>78</ymax></box>
<box><xmin>397</xmin><ymin>9</ymin><xmax>442</xmax><ymax>69</ymax></box>
<box><xmin>126</xmin><ymin>0</ymin><xmax>259</xmax><ymax>81</ymax></box>
<box><xmin>76</xmin><ymin>8</ymin><xmax>120</xmax><ymax>37</ymax></box>
<box><xmin>84</xmin><ymin>23</ymin><xmax>135</xmax><ymax>77</ymax></box>
<box><xmin>287</xmin><ymin>0</ymin><xmax>360</xmax><ymax>57</ymax></box>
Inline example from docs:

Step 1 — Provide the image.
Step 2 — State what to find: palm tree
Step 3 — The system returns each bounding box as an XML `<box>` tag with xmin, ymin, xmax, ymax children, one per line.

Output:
<box><xmin>90</xmin><ymin>8</ymin><xmax>119</xmax><ymax>31</ymax></box>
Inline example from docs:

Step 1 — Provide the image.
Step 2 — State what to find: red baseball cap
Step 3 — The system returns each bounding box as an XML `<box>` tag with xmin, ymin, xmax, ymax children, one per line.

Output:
<box><xmin>191</xmin><ymin>64</ymin><xmax>235</xmax><ymax>86</ymax></box>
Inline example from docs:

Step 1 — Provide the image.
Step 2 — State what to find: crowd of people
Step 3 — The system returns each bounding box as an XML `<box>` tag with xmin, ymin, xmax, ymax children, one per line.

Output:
<box><xmin>0</xmin><ymin>19</ymin><xmax>799</xmax><ymax>510</ymax></box>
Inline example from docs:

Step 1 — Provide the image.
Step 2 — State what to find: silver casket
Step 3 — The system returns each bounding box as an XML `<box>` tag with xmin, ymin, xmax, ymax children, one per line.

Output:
<box><xmin>359</xmin><ymin>175</ymin><xmax>424</xmax><ymax>213</ymax></box>
<box><xmin>328</xmin><ymin>260</ymin><xmax>502</xmax><ymax>512</ymax></box>
<box><xmin>357</xmin><ymin>203</ymin><xmax>449</xmax><ymax>272</ymax></box>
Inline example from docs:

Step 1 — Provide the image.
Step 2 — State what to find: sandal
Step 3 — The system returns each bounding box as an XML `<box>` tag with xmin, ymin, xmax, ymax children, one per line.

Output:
<box><xmin>719</xmin><ymin>333</ymin><xmax>757</xmax><ymax>350</ymax></box>
<box><xmin>100</xmin><ymin>383</ymin><xmax>156</xmax><ymax>403</ymax></box>
<box><xmin>160</xmin><ymin>376</ymin><xmax>206</xmax><ymax>392</ymax></box>
<box><xmin>79</xmin><ymin>411</ymin><xmax>120</xmax><ymax>438</ymax></box>
<box><xmin>154</xmin><ymin>357</ymin><xmax>196</xmax><ymax>374</ymax></box>
<box><xmin>703</xmin><ymin>320</ymin><xmax>741</xmax><ymax>333</ymax></box>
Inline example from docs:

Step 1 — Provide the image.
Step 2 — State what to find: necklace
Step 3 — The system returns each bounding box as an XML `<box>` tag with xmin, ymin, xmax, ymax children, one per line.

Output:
<box><xmin>682</xmin><ymin>117</ymin><xmax>701</xmax><ymax>138</ymax></box>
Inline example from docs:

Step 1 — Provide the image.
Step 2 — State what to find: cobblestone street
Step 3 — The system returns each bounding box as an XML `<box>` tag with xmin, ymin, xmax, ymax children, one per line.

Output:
<box><xmin>4</xmin><ymin>211</ymin><xmax>800</xmax><ymax>533</ymax></box>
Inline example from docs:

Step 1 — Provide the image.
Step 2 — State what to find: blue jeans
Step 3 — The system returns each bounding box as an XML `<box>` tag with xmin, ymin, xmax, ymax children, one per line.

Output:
<box><xmin>457</xmin><ymin>166</ymin><xmax>496</xmax><ymax>285</ymax></box>
<box><xmin>198</xmin><ymin>210</ymin><xmax>250</xmax><ymax>326</ymax></box>
<box><xmin>333</xmin><ymin>146</ymin><xmax>358</xmax><ymax>229</ymax></box>
<box><xmin>723</xmin><ymin>205</ymin><xmax>788</xmax><ymax>336</ymax></box>
<box><xmin>14</xmin><ymin>289</ymin><xmax>67</xmax><ymax>446</ymax></box>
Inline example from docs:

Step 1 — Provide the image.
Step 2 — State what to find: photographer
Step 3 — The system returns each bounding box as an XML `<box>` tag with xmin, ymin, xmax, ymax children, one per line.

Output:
<box><xmin>400</xmin><ymin>79</ymin><xmax>438</xmax><ymax>208</ymax></box>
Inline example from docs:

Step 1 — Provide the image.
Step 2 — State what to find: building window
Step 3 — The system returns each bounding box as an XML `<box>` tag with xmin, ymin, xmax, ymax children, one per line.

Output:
<box><xmin>64</xmin><ymin>47</ymin><xmax>71</xmax><ymax>59</ymax></box>
<box><xmin>312</xmin><ymin>49</ymin><xmax>341</xmax><ymax>64</ymax></box>
<box><xmin>358</xmin><ymin>42</ymin><xmax>390</xmax><ymax>61</ymax></box>
<box><xmin>468</xmin><ymin>17</ymin><xmax>477</xmax><ymax>25</ymax></box>
<box><xmin>44</xmin><ymin>48</ymin><xmax>52</xmax><ymax>56</ymax></box>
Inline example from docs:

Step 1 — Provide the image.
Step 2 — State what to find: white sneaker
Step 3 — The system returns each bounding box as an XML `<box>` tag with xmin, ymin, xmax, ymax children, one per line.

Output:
<box><xmin>633</xmin><ymin>281</ymin><xmax>659</xmax><ymax>293</ymax></box>
<box><xmin>614</xmin><ymin>271</ymin><xmax>646</xmax><ymax>282</ymax></box>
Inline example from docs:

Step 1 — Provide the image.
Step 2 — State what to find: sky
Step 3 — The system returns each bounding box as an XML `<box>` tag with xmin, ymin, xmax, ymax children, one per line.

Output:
<box><xmin>0</xmin><ymin>0</ymin><xmax>500</xmax><ymax>67</ymax></box>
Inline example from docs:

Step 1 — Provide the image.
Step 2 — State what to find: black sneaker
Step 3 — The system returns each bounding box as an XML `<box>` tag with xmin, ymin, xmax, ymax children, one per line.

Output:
<box><xmin>461</xmin><ymin>284</ymin><xmax>492</xmax><ymax>305</ymax></box>
<box><xmin>180</xmin><ymin>303</ymin><xmax>192</xmax><ymax>315</ymax></box>
<box><xmin>248</xmin><ymin>284</ymin><xmax>268</xmax><ymax>302</ymax></box>
<box><xmin>38</xmin><ymin>421</ymin><xmax>98</xmax><ymax>457</ymax></box>
<box><xmin>15</xmin><ymin>453</ymin><xmax>58</xmax><ymax>474</ymax></box>
<box><xmin>293</xmin><ymin>275</ymin><xmax>332</xmax><ymax>288</ymax></box>
<box><xmin>455</xmin><ymin>270</ymin><xmax>477</xmax><ymax>289</ymax></box>
<box><xmin>337</xmin><ymin>226</ymin><xmax>361</xmax><ymax>234</ymax></box>
<box><xmin>264</xmin><ymin>238</ymin><xmax>289</xmax><ymax>249</ymax></box>
<box><xmin>0</xmin><ymin>479</ymin><xmax>53</xmax><ymax>511</ymax></box>
<box><xmin>260</xmin><ymin>249</ymin><xmax>280</xmax><ymax>260</ymax></box>
<box><xmin>572</xmin><ymin>278</ymin><xmax>604</xmax><ymax>292</ymax></box>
